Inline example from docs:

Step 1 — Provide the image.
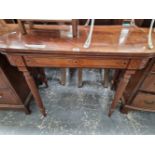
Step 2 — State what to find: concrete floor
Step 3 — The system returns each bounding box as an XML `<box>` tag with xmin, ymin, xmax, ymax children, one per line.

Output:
<box><xmin>0</xmin><ymin>68</ymin><xmax>155</xmax><ymax>135</ymax></box>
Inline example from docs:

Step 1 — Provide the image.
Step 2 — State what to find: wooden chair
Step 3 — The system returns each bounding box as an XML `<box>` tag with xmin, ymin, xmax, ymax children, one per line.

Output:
<box><xmin>17</xmin><ymin>19</ymin><xmax>79</xmax><ymax>86</ymax></box>
<box><xmin>17</xmin><ymin>19</ymin><xmax>78</xmax><ymax>37</ymax></box>
<box><xmin>77</xmin><ymin>19</ymin><xmax>136</xmax><ymax>88</ymax></box>
<box><xmin>77</xmin><ymin>19</ymin><xmax>109</xmax><ymax>88</ymax></box>
<box><xmin>0</xmin><ymin>20</ymin><xmax>17</xmax><ymax>35</ymax></box>
<box><xmin>148</xmin><ymin>19</ymin><xmax>155</xmax><ymax>49</ymax></box>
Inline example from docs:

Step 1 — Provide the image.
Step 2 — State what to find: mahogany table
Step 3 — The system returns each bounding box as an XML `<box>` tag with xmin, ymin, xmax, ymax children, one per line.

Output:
<box><xmin>0</xmin><ymin>25</ymin><xmax>154</xmax><ymax>117</ymax></box>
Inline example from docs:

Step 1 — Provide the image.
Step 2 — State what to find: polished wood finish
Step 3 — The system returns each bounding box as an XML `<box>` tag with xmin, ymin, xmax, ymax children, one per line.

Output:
<box><xmin>17</xmin><ymin>19</ymin><xmax>79</xmax><ymax>86</ymax></box>
<box><xmin>23</xmin><ymin>56</ymin><xmax>129</xmax><ymax>68</ymax></box>
<box><xmin>0</xmin><ymin>25</ymin><xmax>153</xmax><ymax>116</ymax></box>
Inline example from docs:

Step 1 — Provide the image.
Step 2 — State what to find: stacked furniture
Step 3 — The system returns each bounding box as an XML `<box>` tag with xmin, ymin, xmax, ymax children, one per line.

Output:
<box><xmin>0</xmin><ymin>20</ymin><xmax>30</xmax><ymax>113</ymax></box>
<box><xmin>17</xmin><ymin>19</ymin><xmax>78</xmax><ymax>37</ymax></box>
<box><xmin>0</xmin><ymin>54</ymin><xmax>31</xmax><ymax>113</ymax></box>
<box><xmin>0</xmin><ymin>19</ymin><xmax>155</xmax><ymax>116</ymax></box>
<box><xmin>0</xmin><ymin>20</ymin><xmax>48</xmax><ymax>113</ymax></box>
<box><xmin>0</xmin><ymin>25</ymin><xmax>153</xmax><ymax>117</ymax></box>
<box><xmin>120</xmin><ymin>58</ymin><xmax>155</xmax><ymax>113</ymax></box>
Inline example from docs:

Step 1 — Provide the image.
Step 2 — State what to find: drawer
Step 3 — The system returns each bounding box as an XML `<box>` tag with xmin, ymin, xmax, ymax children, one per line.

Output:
<box><xmin>0</xmin><ymin>89</ymin><xmax>20</xmax><ymax>105</ymax></box>
<box><xmin>151</xmin><ymin>64</ymin><xmax>155</xmax><ymax>73</ymax></box>
<box><xmin>132</xmin><ymin>92</ymin><xmax>155</xmax><ymax>110</ymax></box>
<box><xmin>0</xmin><ymin>68</ymin><xmax>9</xmax><ymax>89</ymax></box>
<box><xmin>24</xmin><ymin>56</ymin><xmax>129</xmax><ymax>68</ymax></box>
<box><xmin>0</xmin><ymin>77</ymin><xmax>7</xmax><ymax>89</ymax></box>
<box><xmin>141</xmin><ymin>74</ymin><xmax>155</xmax><ymax>92</ymax></box>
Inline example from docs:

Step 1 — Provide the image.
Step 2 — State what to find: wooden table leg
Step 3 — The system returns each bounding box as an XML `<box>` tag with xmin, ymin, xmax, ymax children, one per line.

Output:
<box><xmin>39</xmin><ymin>68</ymin><xmax>48</xmax><ymax>88</ymax></box>
<box><xmin>19</xmin><ymin>67</ymin><xmax>46</xmax><ymax>116</ymax></box>
<box><xmin>108</xmin><ymin>70</ymin><xmax>135</xmax><ymax>117</ymax></box>
<box><xmin>78</xmin><ymin>68</ymin><xmax>83</xmax><ymax>88</ymax></box>
<box><xmin>103</xmin><ymin>69</ymin><xmax>110</xmax><ymax>88</ymax></box>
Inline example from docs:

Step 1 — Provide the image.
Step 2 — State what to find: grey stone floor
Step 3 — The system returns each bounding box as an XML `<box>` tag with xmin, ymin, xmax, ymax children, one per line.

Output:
<box><xmin>0</xmin><ymin>68</ymin><xmax>155</xmax><ymax>135</ymax></box>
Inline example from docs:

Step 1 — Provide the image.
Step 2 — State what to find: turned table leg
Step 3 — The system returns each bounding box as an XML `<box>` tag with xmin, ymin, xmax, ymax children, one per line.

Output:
<box><xmin>19</xmin><ymin>67</ymin><xmax>46</xmax><ymax>116</ymax></box>
<box><xmin>108</xmin><ymin>70</ymin><xmax>135</xmax><ymax>117</ymax></box>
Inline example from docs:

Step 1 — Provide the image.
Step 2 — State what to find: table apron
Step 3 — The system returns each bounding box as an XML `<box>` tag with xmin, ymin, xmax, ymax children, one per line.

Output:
<box><xmin>23</xmin><ymin>56</ymin><xmax>129</xmax><ymax>68</ymax></box>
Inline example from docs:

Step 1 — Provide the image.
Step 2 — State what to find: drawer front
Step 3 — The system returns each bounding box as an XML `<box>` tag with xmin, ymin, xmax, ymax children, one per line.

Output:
<box><xmin>0</xmin><ymin>89</ymin><xmax>20</xmax><ymax>105</ymax></box>
<box><xmin>0</xmin><ymin>69</ymin><xmax>8</xmax><ymax>89</ymax></box>
<box><xmin>141</xmin><ymin>74</ymin><xmax>155</xmax><ymax>93</ymax></box>
<box><xmin>24</xmin><ymin>56</ymin><xmax>129</xmax><ymax>68</ymax></box>
<box><xmin>0</xmin><ymin>77</ymin><xmax>7</xmax><ymax>89</ymax></box>
<box><xmin>151</xmin><ymin>64</ymin><xmax>155</xmax><ymax>73</ymax></box>
<box><xmin>132</xmin><ymin>92</ymin><xmax>155</xmax><ymax>110</ymax></box>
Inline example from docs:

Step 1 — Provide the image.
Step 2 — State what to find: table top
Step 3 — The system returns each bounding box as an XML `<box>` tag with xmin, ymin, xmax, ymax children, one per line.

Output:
<box><xmin>0</xmin><ymin>24</ymin><xmax>155</xmax><ymax>57</ymax></box>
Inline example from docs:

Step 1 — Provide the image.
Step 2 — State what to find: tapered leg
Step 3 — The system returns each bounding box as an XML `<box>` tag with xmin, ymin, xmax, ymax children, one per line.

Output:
<box><xmin>21</xmin><ymin>69</ymin><xmax>46</xmax><ymax>116</ymax></box>
<box><xmin>108</xmin><ymin>70</ymin><xmax>135</xmax><ymax>117</ymax></box>
<box><xmin>60</xmin><ymin>68</ymin><xmax>66</xmax><ymax>85</ymax></box>
<box><xmin>77</xmin><ymin>68</ymin><xmax>83</xmax><ymax>88</ymax></box>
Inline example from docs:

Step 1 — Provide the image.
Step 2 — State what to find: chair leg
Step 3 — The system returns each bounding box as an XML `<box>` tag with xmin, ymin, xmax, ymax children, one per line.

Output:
<box><xmin>77</xmin><ymin>68</ymin><xmax>83</xmax><ymax>88</ymax></box>
<box><xmin>39</xmin><ymin>68</ymin><xmax>48</xmax><ymax>88</ymax></box>
<box><xmin>103</xmin><ymin>69</ymin><xmax>110</xmax><ymax>88</ymax></box>
<box><xmin>17</xmin><ymin>20</ymin><xmax>27</xmax><ymax>34</ymax></box>
<box><xmin>120</xmin><ymin>105</ymin><xmax>130</xmax><ymax>114</ymax></box>
<box><xmin>28</xmin><ymin>21</ymin><xmax>34</xmax><ymax>29</ymax></box>
<box><xmin>60</xmin><ymin>68</ymin><xmax>66</xmax><ymax>85</ymax></box>
<box><xmin>72</xmin><ymin>19</ymin><xmax>78</xmax><ymax>38</ymax></box>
